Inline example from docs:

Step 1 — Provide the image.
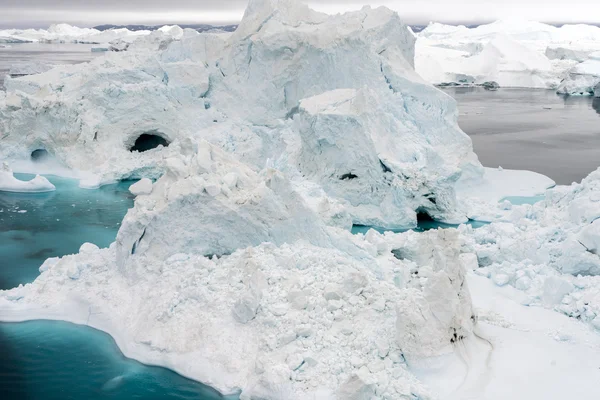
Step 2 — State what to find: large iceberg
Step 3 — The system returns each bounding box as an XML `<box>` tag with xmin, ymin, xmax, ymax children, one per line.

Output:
<box><xmin>0</xmin><ymin>0</ymin><xmax>483</xmax><ymax>229</ymax></box>
<box><xmin>0</xmin><ymin>0</ymin><xmax>485</xmax><ymax>397</ymax></box>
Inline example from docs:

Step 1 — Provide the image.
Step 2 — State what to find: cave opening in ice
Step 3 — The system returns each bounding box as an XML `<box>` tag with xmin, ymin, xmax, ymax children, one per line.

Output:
<box><xmin>128</xmin><ymin>132</ymin><xmax>170</xmax><ymax>153</ymax></box>
<box><xmin>30</xmin><ymin>149</ymin><xmax>49</xmax><ymax>163</ymax></box>
<box><xmin>416</xmin><ymin>209</ymin><xmax>436</xmax><ymax>222</ymax></box>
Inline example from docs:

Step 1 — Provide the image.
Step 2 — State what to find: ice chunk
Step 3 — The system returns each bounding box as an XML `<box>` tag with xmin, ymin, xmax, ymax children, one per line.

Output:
<box><xmin>129</xmin><ymin>178</ymin><xmax>153</xmax><ymax>196</ymax></box>
<box><xmin>0</xmin><ymin>162</ymin><xmax>55</xmax><ymax>193</ymax></box>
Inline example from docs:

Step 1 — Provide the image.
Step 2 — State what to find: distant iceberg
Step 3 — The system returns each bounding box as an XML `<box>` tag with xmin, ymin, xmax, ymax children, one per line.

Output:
<box><xmin>415</xmin><ymin>19</ymin><xmax>600</xmax><ymax>90</ymax></box>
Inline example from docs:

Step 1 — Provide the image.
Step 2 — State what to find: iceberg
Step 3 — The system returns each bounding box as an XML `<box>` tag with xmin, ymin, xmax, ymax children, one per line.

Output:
<box><xmin>0</xmin><ymin>162</ymin><xmax>55</xmax><ymax>193</ymax></box>
<box><xmin>557</xmin><ymin>53</ymin><xmax>600</xmax><ymax>96</ymax></box>
<box><xmin>8</xmin><ymin>61</ymin><xmax>53</xmax><ymax>77</ymax></box>
<box><xmin>415</xmin><ymin>20</ymin><xmax>600</xmax><ymax>89</ymax></box>
<box><xmin>0</xmin><ymin>0</ymin><xmax>484</xmax><ymax>229</ymax></box>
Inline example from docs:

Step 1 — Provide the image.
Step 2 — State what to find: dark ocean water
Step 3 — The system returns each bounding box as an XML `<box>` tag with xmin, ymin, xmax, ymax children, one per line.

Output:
<box><xmin>444</xmin><ymin>87</ymin><xmax>600</xmax><ymax>185</ymax></box>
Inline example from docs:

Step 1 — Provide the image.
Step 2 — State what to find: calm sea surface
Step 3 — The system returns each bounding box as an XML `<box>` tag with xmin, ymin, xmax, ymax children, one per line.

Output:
<box><xmin>444</xmin><ymin>87</ymin><xmax>600</xmax><ymax>185</ymax></box>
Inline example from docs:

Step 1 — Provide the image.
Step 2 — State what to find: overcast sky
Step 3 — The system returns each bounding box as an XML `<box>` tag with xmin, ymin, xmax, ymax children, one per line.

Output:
<box><xmin>1</xmin><ymin>0</ymin><xmax>599</xmax><ymax>29</ymax></box>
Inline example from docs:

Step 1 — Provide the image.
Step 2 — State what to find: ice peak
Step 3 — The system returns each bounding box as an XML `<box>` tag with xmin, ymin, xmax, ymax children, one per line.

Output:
<box><xmin>233</xmin><ymin>0</ymin><xmax>327</xmax><ymax>39</ymax></box>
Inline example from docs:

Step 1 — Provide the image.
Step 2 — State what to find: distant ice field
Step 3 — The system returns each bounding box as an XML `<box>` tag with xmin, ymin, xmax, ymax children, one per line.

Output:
<box><xmin>0</xmin><ymin>43</ymin><xmax>100</xmax><ymax>89</ymax></box>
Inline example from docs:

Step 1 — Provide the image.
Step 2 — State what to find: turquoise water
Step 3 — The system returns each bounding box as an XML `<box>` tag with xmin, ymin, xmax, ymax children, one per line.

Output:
<box><xmin>0</xmin><ymin>174</ymin><xmax>134</xmax><ymax>290</ymax></box>
<box><xmin>351</xmin><ymin>219</ymin><xmax>489</xmax><ymax>235</ymax></box>
<box><xmin>0</xmin><ymin>320</ymin><xmax>228</xmax><ymax>400</ymax></box>
<box><xmin>500</xmin><ymin>195</ymin><xmax>545</xmax><ymax>205</ymax></box>
<box><xmin>0</xmin><ymin>175</ymin><xmax>230</xmax><ymax>400</ymax></box>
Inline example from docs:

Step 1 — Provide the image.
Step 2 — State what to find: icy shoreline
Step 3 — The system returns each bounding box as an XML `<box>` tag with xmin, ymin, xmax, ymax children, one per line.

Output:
<box><xmin>0</xmin><ymin>303</ymin><xmax>241</xmax><ymax>396</ymax></box>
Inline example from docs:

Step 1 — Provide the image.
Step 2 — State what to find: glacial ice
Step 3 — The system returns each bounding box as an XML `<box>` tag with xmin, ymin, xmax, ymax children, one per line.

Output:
<box><xmin>0</xmin><ymin>0</ymin><xmax>484</xmax><ymax>229</ymax></box>
<box><xmin>1</xmin><ymin>1</ymin><xmax>600</xmax><ymax>399</ymax></box>
<box><xmin>458</xmin><ymin>167</ymin><xmax>600</xmax><ymax>332</ymax></box>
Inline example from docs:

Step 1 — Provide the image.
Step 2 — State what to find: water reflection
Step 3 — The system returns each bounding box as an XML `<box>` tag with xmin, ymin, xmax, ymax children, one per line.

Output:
<box><xmin>593</xmin><ymin>97</ymin><xmax>600</xmax><ymax>115</ymax></box>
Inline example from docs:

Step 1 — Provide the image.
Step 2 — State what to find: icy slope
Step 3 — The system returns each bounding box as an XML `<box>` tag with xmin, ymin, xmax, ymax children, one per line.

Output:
<box><xmin>0</xmin><ymin>0</ymin><xmax>484</xmax><ymax>228</ymax></box>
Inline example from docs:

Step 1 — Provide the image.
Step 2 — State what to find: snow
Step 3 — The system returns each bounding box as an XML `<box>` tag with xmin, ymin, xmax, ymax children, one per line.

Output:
<box><xmin>457</xmin><ymin>166</ymin><xmax>555</xmax><ymax>205</ymax></box>
<box><xmin>0</xmin><ymin>162</ymin><xmax>55</xmax><ymax>193</ymax></box>
<box><xmin>128</xmin><ymin>178</ymin><xmax>153</xmax><ymax>196</ymax></box>
<box><xmin>415</xmin><ymin>20</ymin><xmax>600</xmax><ymax>90</ymax></box>
<box><xmin>418</xmin><ymin>273</ymin><xmax>600</xmax><ymax>400</ymax></box>
<box><xmin>456</xmin><ymin>167</ymin><xmax>600</xmax><ymax>335</ymax></box>
<box><xmin>0</xmin><ymin>220</ymin><xmax>475</xmax><ymax>399</ymax></box>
